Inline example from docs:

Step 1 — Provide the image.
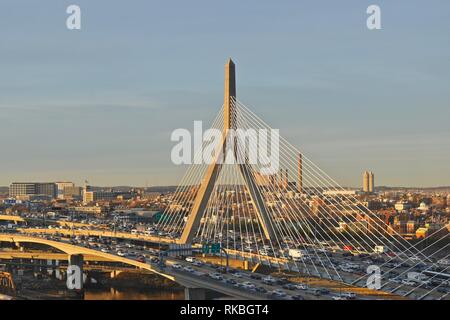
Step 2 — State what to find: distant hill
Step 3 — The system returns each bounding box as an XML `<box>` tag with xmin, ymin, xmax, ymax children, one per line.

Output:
<box><xmin>1</xmin><ymin>185</ymin><xmax>448</xmax><ymax>195</ymax></box>
<box><xmin>377</xmin><ymin>186</ymin><xmax>450</xmax><ymax>192</ymax></box>
<box><xmin>145</xmin><ymin>186</ymin><xmax>178</xmax><ymax>193</ymax></box>
<box><xmin>88</xmin><ymin>186</ymin><xmax>178</xmax><ymax>193</ymax></box>
<box><xmin>0</xmin><ymin>185</ymin><xmax>178</xmax><ymax>193</ymax></box>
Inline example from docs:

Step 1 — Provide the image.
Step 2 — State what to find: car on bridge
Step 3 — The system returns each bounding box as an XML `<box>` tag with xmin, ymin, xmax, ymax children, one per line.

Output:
<box><xmin>332</xmin><ymin>295</ymin><xmax>348</xmax><ymax>300</ymax></box>
<box><xmin>294</xmin><ymin>283</ymin><xmax>308</xmax><ymax>290</ymax></box>
<box><xmin>241</xmin><ymin>282</ymin><xmax>256</xmax><ymax>290</ymax></box>
<box><xmin>263</xmin><ymin>276</ymin><xmax>277</xmax><ymax>285</ymax></box>
<box><xmin>340</xmin><ymin>292</ymin><xmax>356</xmax><ymax>299</ymax></box>
<box><xmin>216</xmin><ymin>266</ymin><xmax>227</xmax><ymax>273</ymax></box>
<box><xmin>192</xmin><ymin>260</ymin><xmax>203</xmax><ymax>267</ymax></box>
<box><xmin>270</xmin><ymin>289</ymin><xmax>287</xmax><ymax>297</ymax></box>
<box><xmin>282</xmin><ymin>283</ymin><xmax>298</xmax><ymax>290</ymax></box>
<box><xmin>275</xmin><ymin>277</ymin><xmax>290</xmax><ymax>285</ymax></box>
<box><xmin>210</xmin><ymin>273</ymin><xmax>223</xmax><ymax>280</ymax></box>
<box><xmin>136</xmin><ymin>255</ymin><xmax>146</xmax><ymax>263</ymax></box>
<box><xmin>255</xmin><ymin>286</ymin><xmax>267</xmax><ymax>293</ymax></box>
<box><xmin>192</xmin><ymin>271</ymin><xmax>207</xmax><ymax>277</ymax></box>
<box><xmin>224</xmin><ymin>278</ymin><xmax>237</xmax><ymax>285</ymax></box>
<box><xmin>249</xmin><ymin>273</ymin><xmax>261</xmax><ymax>280</ymax></box>
<box><xmin>183</xmin><ymin>266</ymin><xmax>194</xmax><ymax>273</ymax></box>
<box><xmin>126</xmin><ymin>253</ymin><xmax>137</xmax><ymax>259</ymax></box>
<box><xmin>233</xmin><ymin>272</ymin><xmax>246</xmax><ymax>278</ymax></box>
<box><xmin>310</xmin><ymin>288</ymin><xmax>330</xmax><ymax>296</ymax></box>
<box><xmin>310</xmin><ymin>288</ymin><xmax>322</xmax><ymax>296</ymax></box>
<box><xmin>148</xmin><ymin>257</ymin><xmax>160</xmax><ymax>264</ymax></box>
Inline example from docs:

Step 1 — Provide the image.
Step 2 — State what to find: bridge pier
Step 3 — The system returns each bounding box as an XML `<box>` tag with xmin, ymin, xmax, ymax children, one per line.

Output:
<box><xmin>46</xmin><ymin>259</ymin><xmax>59</xmax><ymax>278</ymax></box>
<box><xmin>33</xmin><ymin>259</ymin><xmax>46</xmax><ymax>274</ymax></box>
<box><xmin>14</xmin><ymin>242</ymin><xmax>24</xmax><ymax>252</ymax></box>
<box><xmin>184</xmin><ymin>287</ymin><xmax>206</xmax><ymax>300</ymax></box>
<box><xmin>110</xmin><ymin>270</ymin><xmax>123</xmax><ymax>279</ymax></box>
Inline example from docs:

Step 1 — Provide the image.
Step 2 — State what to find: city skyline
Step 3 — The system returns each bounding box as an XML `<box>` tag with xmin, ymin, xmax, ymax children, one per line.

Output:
<box><xmin>3</xmin><ymin>178</ymin><xmax>450</xmax><ymax>190</ymax></box>
<box><xmin>1</xmin><ymin>1</ymin><xmax>449</xmax><ymax>187</ymax></box>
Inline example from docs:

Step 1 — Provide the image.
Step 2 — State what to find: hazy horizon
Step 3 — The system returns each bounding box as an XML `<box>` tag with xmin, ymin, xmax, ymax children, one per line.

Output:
<box><xmin>1</xmin><ymin>0</ymin><xmax>449</xmax><ymax>188</ymax></box>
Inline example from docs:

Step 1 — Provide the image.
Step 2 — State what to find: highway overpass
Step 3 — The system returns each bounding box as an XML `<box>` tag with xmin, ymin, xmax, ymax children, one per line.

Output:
<box><xmin>0</xmin><ymin>233</ymin><xmax>267</xmax><ymax>300</ymax></box>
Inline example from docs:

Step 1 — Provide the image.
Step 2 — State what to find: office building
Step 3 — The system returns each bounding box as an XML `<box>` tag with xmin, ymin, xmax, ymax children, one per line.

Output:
<box><xmin>363</xmin><ymin>171</ymin><xmax>370</xmax><ymax>193</ymax></box>
<box><xmin>63</xmin><ymin>186</ymin><xmax>83</xmax><ymax>200</ymax></box>
<box><xmin>83</xmin><ymin>185</ymin><xmax>117</xmax><ymax>204</ymax></box>
<box><xmin>9</xmin><ymin>182</ymin><xmax>57</xmax><ymax>199</ymax></box>
<box><xmin>362</xmin><ymin>171</ymin><xmax>375</xmax><ymax>193</ymax></box>
<box><xmin>55</xmin><ymin>182</ymin><xmax>75</xmax><ymax>199</ymax></box>
<box><xmin>368</xmin><ymin>171</ymin><xmax>374</xmax><ymax>193</ymax></box>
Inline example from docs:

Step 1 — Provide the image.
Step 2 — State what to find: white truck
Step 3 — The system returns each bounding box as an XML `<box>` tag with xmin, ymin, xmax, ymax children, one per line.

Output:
<box><xmin>288</xmin><ymin>249</ymin><xmax>307</xmax><ymax>261</ymax></box>
<box><xmin>185</xmin><ymin>256</ymin><xmax>196</xmax><ymax>263</ymax></box>
<box><xmin>374</xmin><ymin>245</ymin><xmax>387</xmax><ymax>254</ymax></box>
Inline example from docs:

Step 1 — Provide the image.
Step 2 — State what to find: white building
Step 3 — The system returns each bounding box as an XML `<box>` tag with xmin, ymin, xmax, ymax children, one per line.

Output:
<box><xmin>395</xmin><ymin>201</ymin><xmax>412</xmax><ymax>212</ymax></box>
<box><xmin>55</xmin><ymin>182</ymin><xmax>75</xmax><ymax>199</ymax></box>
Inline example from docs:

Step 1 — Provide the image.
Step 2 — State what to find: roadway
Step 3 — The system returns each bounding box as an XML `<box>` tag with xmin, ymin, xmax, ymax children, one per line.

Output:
<box><xmin>0</xmin><ymin>233</ymin><xmax>275</xmax><ymax>299</ymax></box>
<box><xmin>3</xmin><ymin>228</ymin><xmax>448</xmax><ymax>300</ymax></box>
<box><xmin>15</xmin><ymin>227</ymin><xmax>176</xmax><ymax>244</ymax></box>
<box><xmin>0</xmin><ymin>232</ymin><xmax>342</xmax><ymax>299</ymax></box>
<box><xmin>0</xmin><ymin>233</ymin><xmax>173</xmax><ymax>280</ymax></box>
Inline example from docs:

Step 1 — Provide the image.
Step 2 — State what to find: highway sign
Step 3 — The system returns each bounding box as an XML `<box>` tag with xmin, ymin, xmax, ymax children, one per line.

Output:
<box><xmin>202</xmin><ymin>243</ymin><xmax>221</xmax><ymax>254</ymax></box>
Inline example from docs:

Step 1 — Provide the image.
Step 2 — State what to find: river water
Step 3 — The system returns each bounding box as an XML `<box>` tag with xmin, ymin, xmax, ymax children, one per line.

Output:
<box><xmin>84</xmin><ymin>287</ymin><xmax>184</xmax><ymax>300</ymax></box>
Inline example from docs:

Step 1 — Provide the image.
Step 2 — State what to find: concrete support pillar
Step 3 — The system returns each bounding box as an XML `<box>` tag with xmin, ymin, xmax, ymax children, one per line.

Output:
<box><xmin>37</xmin><ymin>259</ymin><xmax>44</xmax><ymax>273</ymax></box>
<box><xmin>110</xmin><ymin>270</ymin><xmax>122</xmax><ymax>279</ymax></box>
<box><xmin>32</xmin><ymin>259</ymin><xmax>42</xmax><ymax>273</ymax></box>
<box><xmin>184</xmin><ymin>287</ymin><xmax>206</xmax><ymax>300</ymax></box>
<box><xmin>14</xmin><ymin>242</ymin><xmax>24</xmax><ymax>251</ymax></box>
<box><xmin>46</xmin><ymin>260</ymin><xmax>59</xmax><ymax>278</ymax></box>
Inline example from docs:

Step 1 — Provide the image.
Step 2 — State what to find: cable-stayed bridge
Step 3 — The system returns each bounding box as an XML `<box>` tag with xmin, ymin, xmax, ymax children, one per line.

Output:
<box><xmin>154</xmin><ymin>59</ymin><xmax>450</xmax><ymax>299</ymax></box>
<box><xmin>1</xmin><ymin>59</ymin><xmax>448</xmax><ymax>300</ymax></box>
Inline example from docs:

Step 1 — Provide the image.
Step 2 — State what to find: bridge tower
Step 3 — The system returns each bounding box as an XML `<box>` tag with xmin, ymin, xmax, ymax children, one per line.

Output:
<box><xmin>179</xmin><ymin>59</ymin><xmax>276</xmax><ymax>244</ymax></box>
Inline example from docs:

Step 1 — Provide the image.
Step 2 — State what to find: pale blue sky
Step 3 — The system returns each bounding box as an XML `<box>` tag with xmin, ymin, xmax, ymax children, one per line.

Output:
<box><xmin>0</xmin><ymin>0</ymin><xmax>449</xmax><ymax>187</ymax></box>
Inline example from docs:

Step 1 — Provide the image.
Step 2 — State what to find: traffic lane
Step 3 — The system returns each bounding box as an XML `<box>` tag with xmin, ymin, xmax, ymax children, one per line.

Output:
<box><xmin>28</xmin><ymin>232</ymin><xmax>444</xmax><ymax>300</ymax></box>
<box><xmin>164</xmin><ymin>258</ymin><xmax>329</xmax><ymax>300</ymax></box>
